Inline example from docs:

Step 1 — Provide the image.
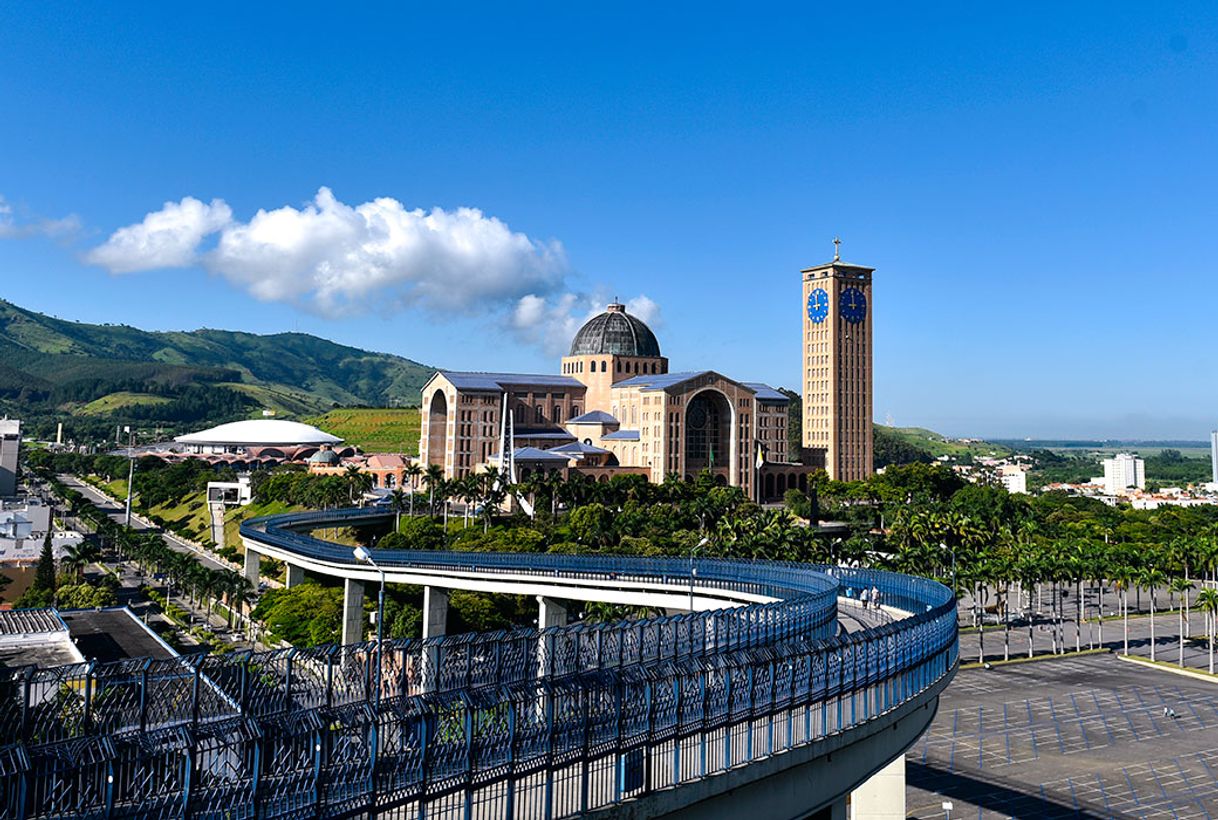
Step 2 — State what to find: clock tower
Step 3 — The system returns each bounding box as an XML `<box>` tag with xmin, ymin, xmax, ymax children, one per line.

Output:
<box><xmin>801</xmin><ymin>240</ymin><xmax>874</xmax><ymax>481</ymax></box>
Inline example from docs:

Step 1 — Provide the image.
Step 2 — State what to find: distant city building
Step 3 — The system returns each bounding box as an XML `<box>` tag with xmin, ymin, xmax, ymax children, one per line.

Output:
<box><xmin>998</xmin><ymin>464</ymin><xmax>1028</xmax><ymax>495</ymax></box>
<box><xmin>0</xmin><ymin>418</ymin><xmax>20</xmax><ymax>497</ymax></box>
<box><xmin>801</xmin><ymin>244</ymin><xmax>874</xmax><ymax>481</ymax></box>
<box><xmin>1102</xmin><ymin>452</ymin><xmax>1145</xmax><ymax>495</ymax></box>
<box><xmin>1211</xmin><ymin>430</ymin><xmax>1218</xmax><ymax>484</ymax></box>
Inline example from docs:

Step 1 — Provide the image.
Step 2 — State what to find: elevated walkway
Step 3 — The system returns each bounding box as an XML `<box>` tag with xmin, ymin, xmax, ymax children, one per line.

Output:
<box><xmin>0</xmin><ymin>507</ymin><xmax>957</xmax><ymax>820</ymax></box>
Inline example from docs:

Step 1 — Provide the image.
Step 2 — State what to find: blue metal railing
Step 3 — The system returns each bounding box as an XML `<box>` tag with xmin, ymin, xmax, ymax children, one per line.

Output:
<box><xmin>0</xmin><ymin>507</ymin><xmax>956</xmax><ymax>819</ymax></box>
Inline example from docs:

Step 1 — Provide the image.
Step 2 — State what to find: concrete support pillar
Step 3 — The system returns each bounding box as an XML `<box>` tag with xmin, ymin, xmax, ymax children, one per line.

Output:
<box><xmin>284</xmin><ymin>564</ymin><xmax>305</xmax><ymax>589</ymax></box>
<box><xmin>243</xmin><ymin>547</ymin><xmax>260</xmax><ymax>586</ymax></box>
<box><xmin>536</xmin><ymin>596</ymin><xmax>569</xmax><ymax>679</ymax></box>
<box><xmin>849</xmin><ymin>756</ymin><xmax>905</xmax><ymax>820</ymax></box>
<box><xmin>422</xmin><ymin>586</ymin><xmax>449</xmax><ymax>693</ymax></box>
<box><xmin>341</xmin><ymin>578</ymin><xmax>366</xmax><ymax>646</ymax></box>
<box><xmin>423</xmin><ymin>586</ymin><xmax>449</xmax><ymax>638</ymax></box>
<box><xmin>208</xmin><ymin>502</ymin><xmax>226</xmax><ymax>550</ymax></box>
<box><xmin>537</xmin><ymin>596</ymin><xmax>568</xmax><ymax>629</ymax></box>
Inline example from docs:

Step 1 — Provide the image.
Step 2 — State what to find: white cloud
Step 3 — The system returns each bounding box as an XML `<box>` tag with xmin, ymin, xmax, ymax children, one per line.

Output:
<box><xmin>86</xmin><ymin>187</ymin><xmax>662</xmax><ymax>353</ymax></box>
<box><xmin>0</xmin><ymin>195</ymin><xmax>81</xmax><ymax>240</ymax></box>
<box><xmin>86</xmin><ymin>187</ymin><xmax>569</xmax><ymax>316</ymax></box>
<box><xmin>84</xmin><ymin>196</ymin><xmax>232</xmax><ymax>272</ymax></box>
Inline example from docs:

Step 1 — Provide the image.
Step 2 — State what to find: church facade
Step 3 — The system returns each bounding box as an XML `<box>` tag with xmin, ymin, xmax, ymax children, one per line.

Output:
<box><xmin>419</xmin><ymin>251</ymin><xmax>872</xmax><ymax>499</ymax></box>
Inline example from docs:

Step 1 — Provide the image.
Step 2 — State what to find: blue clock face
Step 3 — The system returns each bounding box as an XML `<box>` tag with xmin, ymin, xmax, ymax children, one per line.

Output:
<box><xmin>840</xmin><ymin>287</ymin><xmax>867</xmax><ymax>323</ymax></box>
<box><xmin>806</xmin><ymin>288</ymin><xmax>829</xmax><ymax>324</ymax></box>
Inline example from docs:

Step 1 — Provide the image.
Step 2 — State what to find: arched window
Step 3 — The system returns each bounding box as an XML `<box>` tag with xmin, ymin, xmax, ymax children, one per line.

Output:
<box><xmin>536</xmin><ymin>404</ymin><xmax>545</xmax><ymax>422</ymax></box>
<box><xmin>570</xmin><ymin>405</ymin><xmax>581</xmax><ymax>418</ymax></box>
<box><xmin>601</xmin><ymin>360</ymin><xmax>607</xmax><ymax>372</ymax></box>
<box><xmin>615</xmin><ymin>360</ymin><xmax>621</xmax><ymax>372</ymax></box>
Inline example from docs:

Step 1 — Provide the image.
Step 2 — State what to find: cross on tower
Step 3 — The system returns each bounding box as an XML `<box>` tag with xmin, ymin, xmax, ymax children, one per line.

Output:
<box><xmin>833</xmin><ymin>236</ymin><xmax>841</xmax><ymax>262</ymax></box>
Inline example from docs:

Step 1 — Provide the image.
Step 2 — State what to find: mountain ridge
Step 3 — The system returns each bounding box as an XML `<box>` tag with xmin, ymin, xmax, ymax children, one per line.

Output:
<box><xmin>0</xmin><ymin>298</ymin><xmax>433</xmax><ymax>440</ymax></box>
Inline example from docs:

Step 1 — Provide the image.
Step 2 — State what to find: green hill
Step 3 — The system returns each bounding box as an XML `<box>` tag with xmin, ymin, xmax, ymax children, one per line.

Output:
<box><xmin>305</xmin><ymin>408</ymin><xmax>422</xmax><ymax>454</ymax></box>
<box><xmin>877</xmin><ymin>426</ymin><xmax>1013</xmax><ymax>459</ymax></box>
<box><xmin>0</xmin><ymin>299</ymin><xmax>434</xmax><ymax>442</ymax></box>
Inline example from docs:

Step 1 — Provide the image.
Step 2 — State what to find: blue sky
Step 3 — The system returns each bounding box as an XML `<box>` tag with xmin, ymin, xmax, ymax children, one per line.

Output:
<box><xmin>2</xmin><ymin>3</ymin><xmax>1216</xmax><ymax>438</ymax></box>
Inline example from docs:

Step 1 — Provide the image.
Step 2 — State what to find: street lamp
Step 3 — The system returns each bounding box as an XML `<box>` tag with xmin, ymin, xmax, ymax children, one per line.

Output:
<box><xmin>941</xmin><ymin>541</ymin><xmax>957</xmax><ymax>598</ymax></box>
<box><xmin>353</xmin><ymin>545</ymin><xmax>386</xmax><ymax>707</ymax></box>
<box><xmin>123</xmin><ymin>426</ymin><xmax>135</xmax><ymax>528</ymax></box>
<box><xmin>689</xmin><ymin>537</ymin><xmax>709</xmax><ymax>612</ymax></box>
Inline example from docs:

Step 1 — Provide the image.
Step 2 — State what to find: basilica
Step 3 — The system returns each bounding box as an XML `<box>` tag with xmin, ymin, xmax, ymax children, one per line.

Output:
<box><xmin>419</xmin><ymin>301</ymin><xmax>814</xmax><ymax>503</ymax></box>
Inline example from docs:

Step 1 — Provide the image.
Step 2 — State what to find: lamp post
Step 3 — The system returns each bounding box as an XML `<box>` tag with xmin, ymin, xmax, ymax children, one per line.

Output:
<box><xmin>124</xmin><ymin>426</ymin><xmax>135</xmax><ymax>528</ymax></box>
<box><xmin>941</xmin><ymin>541</ymin><xmax>957</xmax><ymax>597</ymax></box>
<box><xmin>689</xmin><ymin>537</ymin><xmax>709</xmax><ymax>612</ymax></box>
<box><xmin>353</xmin><ymin>545</ymin><xmax>386</xmax><ymax>707</ymax></box>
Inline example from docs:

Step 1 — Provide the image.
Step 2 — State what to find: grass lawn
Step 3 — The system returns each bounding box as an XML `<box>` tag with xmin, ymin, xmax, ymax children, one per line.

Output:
<box><xmin>305</xmin><ymin>408</ymin><xmax>421</xmax><ymax>454</ymax></box>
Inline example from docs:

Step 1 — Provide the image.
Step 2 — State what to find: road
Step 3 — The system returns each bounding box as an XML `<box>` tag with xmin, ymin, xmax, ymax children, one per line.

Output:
<box><xmin>59</xmin><ymin>473</ymin><xmax>237</xmax><ymax>575</ymax></box>
<box><xmin>54</xmin><ymin>474</ymin><xmax>264</xmax><ymax>650</ymax></box>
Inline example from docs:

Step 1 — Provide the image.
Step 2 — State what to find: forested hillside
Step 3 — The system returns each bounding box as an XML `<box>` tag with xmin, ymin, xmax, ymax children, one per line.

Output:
<box><xmin>0</xmin><ymin>299</ymin><xmax>432</xmax><ymax>442</ymax></box>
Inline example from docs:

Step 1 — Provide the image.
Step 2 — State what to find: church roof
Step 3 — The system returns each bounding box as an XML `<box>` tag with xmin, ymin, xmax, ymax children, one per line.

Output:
<box><xmin>613</xmin><ymin>371</ymin><xmax>715</xmax><ymax>391</ymax></box>
<box><xmin>436</xmin><ymin>371</ymin><xmax>584</xmax><ymax>392</ymax></box>
<box><xmin>569</xmin><ymin>303</ymin><xmax>661</xmax><ymax>358</ymax></box>
<box><xmin>491</xmin><ymin>446</ymin><xmax>572</xmax><ymax>463</ymax></box>
<box><xmin>742</xmin><ymin>383</ymin><xmax>789</xmax><ymax>403</ymax></box>
<box><xmin>548</xmin><ymin>441</ymin><xmax>610</xmax><ymax>455</ymax></box>
<box><xmin>602</xmin><ymin>429</ymin><xmax>641</xmax><ymax>441</ymax></box>
<box><xmin>567</xmin><ymin>410</ymin><xmax>618</xmax><ymax>424</ymax></box>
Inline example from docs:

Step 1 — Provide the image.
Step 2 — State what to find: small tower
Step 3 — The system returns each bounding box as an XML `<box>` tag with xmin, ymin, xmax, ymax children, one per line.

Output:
<box><xmin>561</xmin><ymin>302</ymin><xmax>668</xmax><ymax>415</ymax></box>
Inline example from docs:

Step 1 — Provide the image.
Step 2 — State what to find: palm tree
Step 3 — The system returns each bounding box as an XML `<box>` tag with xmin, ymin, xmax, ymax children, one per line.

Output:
<box><xmin>1196</xmin><ymin>587</ymin><xmax>1218</xmax><ymax>675</ymax></box>
<box><xmin>1113</xmin><ymin>565</ymin><xmax>1135</xmax><ymax>656</ymax></box>
<box><xmin>389</xmin><ymin>487</ymin><xmax>408</xmax><ymax>531</ymax></box>
<box><xmin>405</xmin><ymin>462</ymin><xmax>423</xmax><ymax>516</ymax></box>
<box><xmin>1170</xmin><ymin>577</ymin><xmax>1194</xmax><ymax>667</ymax></box>
<box><xmin>1016</xmin><ymin>552</ymin><xmax>1042</xmax><ymax>658</ymax></box>
<box><xmin>344</xmin><ymin>465</ymin><xmax>373</xmax><ymax>505</ymax></box>
<box><xmin>423</xmin><ymin>465</ymin><xmax>445</xmax><ymax>517</ymax></box>
<box><xmin>1139</xmin><ymin>566</ymin><xmax>1166</xmax><ymax>662</ymax></box>
<box><xmin>61</xmin><ymin>541</ymin><xmax>102</xmax><ymax>581</ymax></box>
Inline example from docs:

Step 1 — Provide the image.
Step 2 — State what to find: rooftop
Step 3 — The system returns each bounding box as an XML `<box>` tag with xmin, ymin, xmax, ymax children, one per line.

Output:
<box><xmin>742</xmin><ymin>382</ymin><xmax>789</xmax><ymax>402</ymax></box>
<box><xmin>602</xmin><ymin>429</ymin><xmax>641</xmax><ymax>441</ymax></box>
<box><xmin>438</xmin><ymin>371</ymin><xmax>585</xmax><ymax>392</ymax></box>
<box><xmin>568</xmin><ymin>302</ymin><xmax>662</xmax><ymax>358</ymax></box>
<box><xmin>176</xmin><ymin>419</ymin><xmax>342</xmax><ymax>446</ymax></box>
<box><xmin>567</xmin><ymin>410</ymin><xmax>619</xmax><ymax>424</ymax></box>
<box><xmin>548</xmin><ymin>441</ymin><xmax>611</xmax><ymax>455</ymax></box>
<box><xmin>491</xmin><ymin>446</ymin><xmax>573</xmax><ymax>463</ymax></box>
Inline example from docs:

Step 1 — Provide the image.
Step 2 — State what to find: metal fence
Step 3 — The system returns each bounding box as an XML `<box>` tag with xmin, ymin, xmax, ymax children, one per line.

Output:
<box><xmin>0</xmin><ymin>508</ymin><xmax>956</xmax><ymax>819</ymax></box>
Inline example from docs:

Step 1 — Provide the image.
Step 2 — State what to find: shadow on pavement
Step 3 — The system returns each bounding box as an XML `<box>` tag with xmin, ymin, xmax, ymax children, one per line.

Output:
<box><xmin>907</xmin><ymin>760</ymin><xmax>1130</xmax><ymax>819</ymax></box>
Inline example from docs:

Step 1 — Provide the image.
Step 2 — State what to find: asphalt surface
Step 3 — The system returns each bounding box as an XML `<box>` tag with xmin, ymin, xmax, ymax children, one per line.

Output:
<box><xmin>908</xmin><ymin>654</ymin><xmax>1218</xmax><ymax>819</ymax></box>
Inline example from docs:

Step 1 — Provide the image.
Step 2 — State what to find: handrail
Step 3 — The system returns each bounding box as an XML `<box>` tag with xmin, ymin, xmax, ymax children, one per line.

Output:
<box><xmin>0</xmin><ymin>507</ymin><xmax>957</xmax><ymax>820</ymax></box>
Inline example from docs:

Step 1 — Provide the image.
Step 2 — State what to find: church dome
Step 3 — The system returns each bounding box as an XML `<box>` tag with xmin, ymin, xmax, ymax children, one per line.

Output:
<box><xmin>569</xmin><ymin>302</ymin><xmax>661</xmax><ymax>358</ymax></box>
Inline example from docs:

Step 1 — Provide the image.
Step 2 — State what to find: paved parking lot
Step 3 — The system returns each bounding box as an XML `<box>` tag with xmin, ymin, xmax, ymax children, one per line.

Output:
<box><xmin>908</xmin><ymin>654</ymin><xmax>1218</xmax><ymax>819</ymax></box>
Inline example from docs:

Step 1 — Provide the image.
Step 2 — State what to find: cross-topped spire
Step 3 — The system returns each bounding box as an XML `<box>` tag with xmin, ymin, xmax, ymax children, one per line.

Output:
<box><xmin>833</xmin><ymin>236</ymin><xmax>841</xmax><ymax>262</ymax></box>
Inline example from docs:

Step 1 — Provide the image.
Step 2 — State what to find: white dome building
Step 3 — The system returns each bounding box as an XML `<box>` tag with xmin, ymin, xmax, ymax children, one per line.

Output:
<box><xmin>175</xmin><ymin>419</ymin><xmax>343</xmax><ymax>458</ymax></box>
